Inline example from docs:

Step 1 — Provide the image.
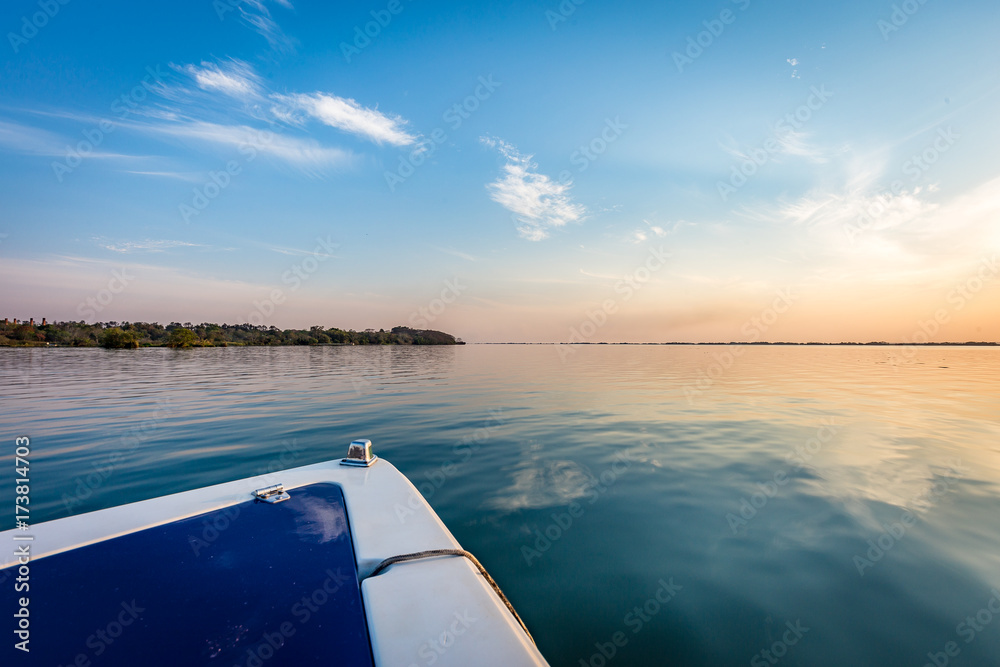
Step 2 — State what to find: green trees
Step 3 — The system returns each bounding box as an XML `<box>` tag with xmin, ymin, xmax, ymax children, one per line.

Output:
<box><xmin>167</xmin><ymin>327</ymin><xmax>198</xmax><ymax>348</ymax></box>
<box><xmin>1</xmin><ymin>321</ymin><xmax>462</xmax><ymax>347</ymax></box>
<box><xmin>100</xmin><ymin>327</ymin><xmax>139</xmax><ymax>349</ymax></box>
<box><xmin>390</xmin><ymin>326</ymin><xmax>459</xmax><ymax>344</ymax></box>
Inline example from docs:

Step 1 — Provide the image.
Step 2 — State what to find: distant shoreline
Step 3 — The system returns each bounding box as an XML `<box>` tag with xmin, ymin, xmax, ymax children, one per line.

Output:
<box><xmin>473</xmin><ymin>341</ymin><xmax>999</xmax><ymax>346</ymax></box>
<box><xmin>1</xmin><ymin>319</ymin><xmax>994</xmax><ymax>348</ymax></box>
<box><xmin>2</xmin><ymin>341</ymin><xmax>996</xmax><ymax>348</ymax></box>
<box><xmin>0</xmin><ymin>321</ymin><xmax>463</xmax><ymax>348</ymax></box>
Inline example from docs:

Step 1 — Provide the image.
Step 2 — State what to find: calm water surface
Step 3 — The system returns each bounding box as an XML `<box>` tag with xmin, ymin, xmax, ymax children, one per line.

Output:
<box><xmin>2</xmin><ymin>345</ymin><xmax>999</xmax><ymax>666</ymax></box>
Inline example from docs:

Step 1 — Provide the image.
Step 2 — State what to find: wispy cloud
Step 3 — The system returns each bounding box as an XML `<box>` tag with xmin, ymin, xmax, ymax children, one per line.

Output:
<box><xmin>0</xmin><ymin>118</ymin><xmax>66</xmax><ymax>155</ymax></box>
<box><xmin>0</xmin><ymin>253</ymin><xmax>308</xmax><ymax>325</ymax></box>
<box><xmin>631</xmin><ymin>218</ymin><xmax>671</xmax><ymax>243</ymax></box>
<box><xmin>158</xmin><ymin>59</ymin><xmax>415</xmax><ymax>151</ymax></box>
<box><xmin>239</xmin><ymin>0</ymin><xmax>296</xmax><ymax>54</ymax></box>
<box><xmin>0</xmin><ymin>118</ymin><xmax>141</xmax><ymax>159</ymax></box>
<box><xmin>265</xmin><ymin>242</ymin><xmax>339</xmax><ymax>258</ymax></box>
<box><xmin>579</xmin><ymin>268</ymin><xmax>620</xmax><ymax>280</ymax></box>
<box><xmin>141</xmin><ymin>120</ymin><xmax>355</xmax><ymax>172</ymax></box>
<box><xmin>9</xmin><ymin>47</ymin><xmax>411</xmax><ymax>178</ymax></box>
<box><xmin>98</xmin><ymin>239</ymin><xmax>205</xmax><ymax>253</ymax></box>
<box><xmin>120</xmin><ymin>170</ymin><xmax>201</xmax><ymax>181</ymax></box>
<box><xmin>719</xmin><ymin>127</ymin><xmax>831</xmax><ymax>166</ymax></box>
<box><xmin>739</xmin><ymin>167</ymin><xmax>1000</xmax><ymax>280</ymax></box>
<box><xmin>751</xmin><ymin>177</ymin><xmax>932</xmax><ymax>232</ymax></box>
<box><xmin>775</xmin><ymin>129</ymin><xmax>829</xmax><ymax>163</ymax></box>
<box><xmin>433</xmin><ymin>246</ymin><xmax>478</xmax><ymax>261</ymax></box>
<box><xmin>182</xmin><ymin>58</ymin><xmax>262</xmax><ymax>100</ymax></box>
<box><xmin>481</xmin><ymin>136</ymin><xmax>585</xmax><ymax>241</ymax></box>
<box><xmin>272</xmin><ymin>93</ymin><xmax>416</xmax><ymax>146</ymax></box>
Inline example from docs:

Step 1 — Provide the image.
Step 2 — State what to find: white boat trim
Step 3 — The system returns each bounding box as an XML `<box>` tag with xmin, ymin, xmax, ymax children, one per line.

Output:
<box><xmin>0</xmin><ymin>452</ymin><xmax>549</xmax><ymax>666</ymax></box>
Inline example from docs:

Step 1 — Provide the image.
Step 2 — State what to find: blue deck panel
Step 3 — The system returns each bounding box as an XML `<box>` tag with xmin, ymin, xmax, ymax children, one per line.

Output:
<box><xmin>2</xmin><ymin>483</ymin><xmax>374</xmax><ymax>666</ymax></box>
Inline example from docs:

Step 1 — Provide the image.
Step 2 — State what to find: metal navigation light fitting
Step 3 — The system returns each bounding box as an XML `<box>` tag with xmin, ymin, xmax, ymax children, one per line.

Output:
<box><xmin>341</xmin><ymin>438</ymin><xmax>378</xmax><ymax>467</ymax></box>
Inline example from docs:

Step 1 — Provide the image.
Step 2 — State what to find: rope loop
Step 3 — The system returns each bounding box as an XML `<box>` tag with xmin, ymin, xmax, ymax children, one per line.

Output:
<box><xmin>368</xmin><ymin>548</ymin><xmax>535</xmax><ymax>645</ymax></box>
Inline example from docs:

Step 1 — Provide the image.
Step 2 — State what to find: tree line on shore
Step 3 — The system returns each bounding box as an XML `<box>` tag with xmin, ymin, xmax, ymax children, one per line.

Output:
<box><xmin>0</xmin><ymin>320</ymin><xmax>463</xmax><ymax>348</ymax></box>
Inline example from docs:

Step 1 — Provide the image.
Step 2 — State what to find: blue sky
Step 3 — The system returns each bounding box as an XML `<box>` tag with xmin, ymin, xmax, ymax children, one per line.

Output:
<box><xmin>1</xmin><ymin>0</ymin><xmax>998</xmax><ymax>342</ymax></box>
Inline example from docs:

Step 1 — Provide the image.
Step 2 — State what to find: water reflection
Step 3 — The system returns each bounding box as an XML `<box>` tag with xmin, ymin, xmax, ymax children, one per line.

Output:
<box><xmin>1</xmin><ymin>345</ymin><xmax>998</xmax><ymax>666</ymax></box>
